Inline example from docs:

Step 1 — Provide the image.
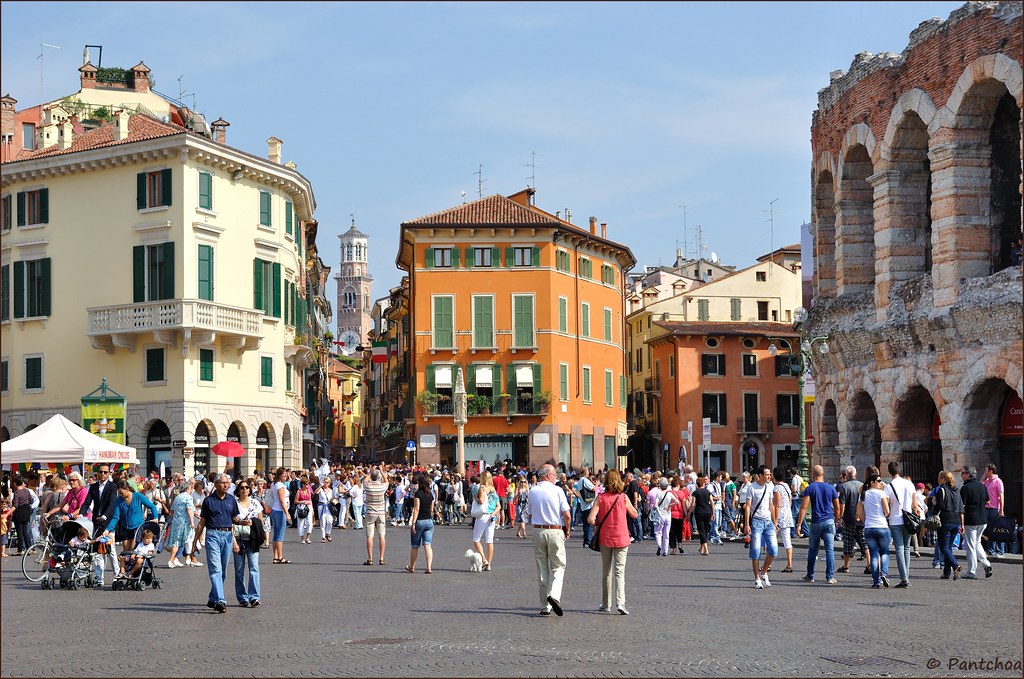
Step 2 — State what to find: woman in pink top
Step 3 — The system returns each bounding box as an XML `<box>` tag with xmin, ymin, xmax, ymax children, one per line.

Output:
<box><xmin>587</xmin><ymin>470</ymin><xmax>638</xmax><ymax>616</ymax></box>
<box><xmin>47</xmin><ymin>472</ymin><xmax>89</xmax><ymax>522</ymax></box>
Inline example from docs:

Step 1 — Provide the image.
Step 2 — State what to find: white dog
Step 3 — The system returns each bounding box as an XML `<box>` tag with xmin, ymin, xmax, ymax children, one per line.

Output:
<box><xmin>465</xmin><ymin>549</ymin><xmax>483</xmax><ymax>572</ymax></box>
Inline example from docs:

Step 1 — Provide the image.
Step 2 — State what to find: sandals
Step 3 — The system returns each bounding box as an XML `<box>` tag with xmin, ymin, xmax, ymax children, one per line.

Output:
<box><xmin>273</xmin><ymin>559</ymin><xmax>292</xmax><ymax>564</ymax></box>
<box><xmin>781</xmin><ymin>567</ymin><xmax>793</xmax><ymax>573</ymax></box>
<box><xmin>404</xmin><ymin>565</ymin><xmax>415</xmax><ymax>573</ymax></box>
<box><xmin>363</xmin><ymin>560</ymin><xmax>373</xmax><ymax>566</ymax></box>
<box><xmin>378</xmin><ymin>559</ymin><xmax>386</xmax><ymax>565</ymax></box>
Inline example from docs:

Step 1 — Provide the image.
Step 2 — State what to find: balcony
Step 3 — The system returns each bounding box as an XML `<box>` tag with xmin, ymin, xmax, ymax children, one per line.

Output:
<box><xmin>736</xmin><ymin>417</ymin><xmax>775</xmax><ymax>434</ymax></box>
<box><xmin>88</xmin><ymin>299</ymin><xmax>263</xmax><ymax>355</ymax></box>
<box><xmin>644</xmin><ymin>376</ymin><xmax>661</xmax><ymax>393</ymax></box>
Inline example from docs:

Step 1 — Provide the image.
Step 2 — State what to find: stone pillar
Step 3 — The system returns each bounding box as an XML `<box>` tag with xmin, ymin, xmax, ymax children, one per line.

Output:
<box><xmin>834</xmin><ymin>182</ymin><xmax>876</xmax><ymax>296</ymax></box>
<box><xmin>813</xmin><ymin>178</ymin><xmax>837</xmax><ymax>299</ymax></box>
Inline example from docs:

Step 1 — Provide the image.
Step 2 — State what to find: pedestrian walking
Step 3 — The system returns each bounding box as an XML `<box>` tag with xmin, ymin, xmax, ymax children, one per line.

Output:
<box><xmin>885</xmin><ymin>461</ymin><xmax>919</xmax><ymax>588</ymax></box>
<box><xmin>648</xmin><ymin>477</ymin><xmax>678</xmax><ymax>557</ymax></box>
<box><xmin>796</xmin><ymin>465</ymin><xmax>840</xmax><ymax>584</ymax></box>
<box><xmin>192</xmin><ymin>474</ymin><xmax>242</xmax><ymax>613</ymax></box>
<box><xmin>771</xmin><ymin>467</ymin><xmax>794</xmax><ymax>573</ymax></box>
<box><xmin>527</xmin><ymin>464</ymin><xmax>571</xmax><ymax>616</ymax></box>
<box><xmin>691</xmin><ymin>472</ymin><xmax>714</xmax><ymax>555</ymax></box>
<box><xmin>744</xmin><ymin>465</ymin><xmax>778</xmax><ymax>589</ymax></box>
<box><xmin>471</xmin><ymin>471</ymin><xmax>499</xmax><ymax>571</ymax></box>
<box><xmin>232</xmin><ymin>479</ymin><xmax>264</xmax><ymax>607</ymax></box>
<box><xmin>667</xmin><ymin>476</ymin><xmax>690</xmax><ymax>555</ymax></box>
<box><xmin>405</xmin><ymin>475</ymin><xmax>434</xmax><ymax>574</ymax></box>
<box><xmin>316</xmin><ymin>477</ymin><xmax>335</xmax><ymax>543</ymax></box>
<box><xmin>933</xmin><ymin>470</ymin><xmax>965</xmax><ymax>581</ymax></box>
<box><xmin>587</xmin><ymin>469</ymin><xmax>638</xmax><ymax>615</ymax></box>
<box><xmin>165</xmin><ymin>482</ymin><xmax>196</xmax><ymax>568</ymax></box>
<box><xmin>295</xmin><ymin>476</ymin><xmax>314</xmax><ymax>544</ymax></box>
<box><xmin>959</xmin><ymin>466</ymin><xmax>993</xmax><ymax>579</ymax></box>
<box><xmin>856</xmin><ymin>472</ymin><xmax>891</xmax><ymax>588</ymax></box>
<box><xmin>269</xmin><ymin>467</ymin><xmax>292</xmax><ymax>565</ymax></box>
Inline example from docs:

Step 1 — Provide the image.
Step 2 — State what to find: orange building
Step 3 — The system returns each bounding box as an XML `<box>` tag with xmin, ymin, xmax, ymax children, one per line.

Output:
<box><xmin>648</xmin><ymin>321</ymin><xmax>802</xmax><ymax>475</ymax></box>
<box><xmin>396</xmin><ymin>189</ymin><xmax>635</xmax><ymax>469</ymax></box>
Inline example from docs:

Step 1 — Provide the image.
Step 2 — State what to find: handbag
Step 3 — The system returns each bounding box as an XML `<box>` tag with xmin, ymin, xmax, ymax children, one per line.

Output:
<box><xmin>648</xmin><ymin>491</ymin><xmax>670</xmax><ymax>526</ymax></box>
<box><xmin>924</xmin><ymin>514</ymin><xmax>941</xmax><ymax>531</ymax></box>
<box><xmin>470</xmin><ymin>499</ymin><xmax>486</xmax><ymax>519</ymax></box>
<box><xmin>590</xmin><ymin>495</ymin><xmax>621</xmax><ymax>552</ymax></box>
<box><xmin>891</xmin><ymin>485</ymin><xmax>921</xmax><ymax>532</ymax></box>
<box><xmin>295</xmin><ymin>504</ymin><xmax>310</xmax><ymax>520</ymax></box>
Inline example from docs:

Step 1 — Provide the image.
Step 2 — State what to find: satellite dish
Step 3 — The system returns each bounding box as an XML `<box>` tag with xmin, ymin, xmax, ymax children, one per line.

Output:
<box><xmin>711</xmin><ymin>252</ymin><xmax>719</xmax><ymax>263</ymax></box>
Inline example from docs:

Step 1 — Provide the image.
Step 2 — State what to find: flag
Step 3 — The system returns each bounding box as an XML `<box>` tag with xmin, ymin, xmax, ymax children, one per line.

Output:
<box><xmin>389</xmin><ymin>337</ymin><xmax>398</xmax><ymax>356</ymax></box>
<box><xmin>371</xmin><ymin>341</ymin><xmax>388</xmax><ymax>364</ymax></box>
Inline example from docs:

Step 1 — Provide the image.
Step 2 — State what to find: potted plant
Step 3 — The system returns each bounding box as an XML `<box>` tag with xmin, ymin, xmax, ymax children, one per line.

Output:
<box><xmin>498</xmin><ymin>393</ymin><xmax>512</xmax><ymax>415</ymax></box>
<box><xmin>534</xmin><ymin>390</ymin><xmax>552</xmax><ymax>414</ymax></box>
<box><xmin>415</xmin><ymin>391</ymin><xmax>438</xmax><ymax>418</ymax></box>
<box><xmin>474</xmin><ymin>395</ymin><xmax>492</xmax><ymax>415</ymax></box>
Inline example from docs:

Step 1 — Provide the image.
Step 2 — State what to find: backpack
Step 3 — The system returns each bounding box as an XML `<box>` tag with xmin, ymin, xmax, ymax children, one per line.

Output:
<box><xmin>578</xmin><ymin>480</ymin><xmax>595</xmax><ymax>503</ymax></box>
<box><xmin>800</xmin><ymin>478</ymin><xmax>809</xmax><ymax>493</ymax></box>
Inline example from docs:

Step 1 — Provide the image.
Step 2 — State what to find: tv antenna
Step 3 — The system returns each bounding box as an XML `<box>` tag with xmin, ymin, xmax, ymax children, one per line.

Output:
<box><xmin>676</xmin><ymin>204</ymin><xmax>688</xmax><ymax>261</ymax></box>
<box><xmin>37</xmin><ymin>43</ymin><xmax>62</xmax><ymax>111</ymax></box>
<box><xmin>524</xmin><ymin>151</ymin><xmax>543</xmax><ymax>190</ymax></box>
<box><xmin>474</xmin><ymin>163</ymin><xmax>486</xmax><ymax>199</ymax></box>
<box><xmin>763</xmin><ymin>198</ymin><xmax>779</xmax><ymax>276</ymax></box>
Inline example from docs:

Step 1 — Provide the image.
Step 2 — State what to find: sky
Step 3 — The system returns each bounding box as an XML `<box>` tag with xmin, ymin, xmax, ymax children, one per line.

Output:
<box><xmin>1</xmin><ymin>1</ymin><xmax>965</xmax><ymax>308</ymax></box>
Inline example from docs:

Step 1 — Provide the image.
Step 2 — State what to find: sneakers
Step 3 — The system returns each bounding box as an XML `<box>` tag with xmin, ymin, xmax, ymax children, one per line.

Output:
<box><xmin>617</xmin><ymin>607</ymin><xmax>629</xmax><ymax>615</ymax></box>
<box><xmin>881</xmin><ymin>575</ymin><xmax>890</xmax><ymax>588</ymax></box>
<box><xmin>863</xmin><ymin>567</ymin><xmax>872</xmax><ymax>575</ymax></box>
<box><xmin>801</xmin><ymin>575</ymin><xmax>815</xmax><ymax>583</ymax></box>
<box><xmin>598</xmin><ymin>605</ymin><xmax>609</xmax><ymax>612</ymax></box>
<box><xmin>754</xmin><ymin>579</ymin><xmax>764</xmax><ymax>589</ymax></box>
<box><xmin>214</xmin><ymin>601</ymin><xmax>227</xmax><ymax>613</ymax></box>
<box><xmin>985</xmin><ymin>565</ymin><xmax>993</xmax><ymax>578</ymax></box>
<box><xmin>826</xmin><ymin>578</ymin><xmax>839</xmax><ymax>585</ymax></box>
<box><xmin>539</xmin><ymin>607</ymin><xmax>552</xmax><ymax>616</ymax></box>
<box><xmin>894</xmin><ymin>580</ymin><xmax>910</xmax><ymax>588</ymax></box>
<box><xmin>760</xmin><ymin>573</ymin><xmax>771</xmax><ymax>588</ymax></box>
<box><xmin>871</xmin><ymin>584</ymin><xmax>881</xmax><ymax>589</ymax></box>
<box><xmin>656</xmin><ymin>548</ymin><xmax>662</xmax><ymax>556</ymax></box>
<box><xmin>251</xmin><ymin>600</ymin><xmax>261</xmax><ymax>607</ymax></box>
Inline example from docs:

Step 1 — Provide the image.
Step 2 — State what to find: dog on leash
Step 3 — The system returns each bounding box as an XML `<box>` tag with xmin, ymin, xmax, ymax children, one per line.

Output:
<box><xmin>465</xmin><ymin>549</ymin><xmax>483</xmax><ymax>572</ymax></box>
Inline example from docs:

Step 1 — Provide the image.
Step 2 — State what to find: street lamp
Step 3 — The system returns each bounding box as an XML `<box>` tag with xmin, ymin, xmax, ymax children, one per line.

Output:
<box><xmin>768</xmin><ymin>306</ymin><xmax>828</xmax><ymax>480</ymax></box>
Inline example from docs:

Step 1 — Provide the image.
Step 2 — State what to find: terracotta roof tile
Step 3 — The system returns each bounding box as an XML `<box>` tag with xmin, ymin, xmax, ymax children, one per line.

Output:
<box><xmin>9</xmin><ymin>114</ymin><xmax>184</xmax><ymax>161</ymax></box>
<box><xmin>403</xmin><ymin>194</ymin><xmax>559</xmax><ymax>226</ymax></box>
<box><xmin>653</xmin><ymin>320</ymin><xmax>799</xmax><ymax>338</ymax></box>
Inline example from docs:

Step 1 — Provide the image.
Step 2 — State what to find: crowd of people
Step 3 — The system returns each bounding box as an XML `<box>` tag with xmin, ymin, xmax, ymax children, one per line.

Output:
<box><xmin>0</xmin><ymin>456</ymin><xmax>1017</xmax><ymax>615</ymax></box>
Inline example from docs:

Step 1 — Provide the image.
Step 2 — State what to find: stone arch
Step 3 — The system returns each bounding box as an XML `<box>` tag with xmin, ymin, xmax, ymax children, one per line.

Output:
<box><xmin>144</xmin><ymin>418</ymin><xmax>172</xmax><ymax>477</ymax></box>
<box><xmin>844</xmin><ymin>390</ymin><xmax>880</xmax><ymax>472</ymax></box>
<box><xmin>882</xmin><ymin>88</ymin><xmax>939</xmax><ymax>153</ymax></box>
<box><xmin>891</xmin><ymin>383</ymin><xmax>942</xmax><ymax>487</ymax></box>
<box><xmin>225</xmin><ymin>420</ymin><xmax>249</xmax><ymax>476</ymax></box>
<box><xmin>959</xmin><ymin>379</ymin><xmax>1018</xmax><ymax>508</ymax></box>
<box><xmin>930</xmin><ymin>55</ymin><xmax>1023</xmax><ymax>298</ymax></box>
<box><xmin>281</xmin><ymin>423</ymin><xmax>293</xmax><ymax>468</ymax></box>
<box><xmin>813</xmin><ymin>169</ymin><xmax>837</xmax><ymax>299</ymax></box>
<box><xmin>193</xmin><ymin>419</ymin><xmax>217</xmax><ymax>478</ymax></box>
<box><xmin>835</xmin><ymin>135</ymin><xmax>877</xmax><ymax>296</ymax></box>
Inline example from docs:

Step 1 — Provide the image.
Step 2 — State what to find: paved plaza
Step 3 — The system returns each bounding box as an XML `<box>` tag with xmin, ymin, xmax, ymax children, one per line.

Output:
<box><xmin>2</xmin><ymin>522</ymin><xmax>1021</xmax><ymax>678</ymax></box>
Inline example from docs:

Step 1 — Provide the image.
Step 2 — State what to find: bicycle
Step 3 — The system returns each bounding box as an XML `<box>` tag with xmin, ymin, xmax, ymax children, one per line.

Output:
<box><xmin>21</xmin><ymin>516</ymin><xmax>66</xmax><ymax>582</ymax></box>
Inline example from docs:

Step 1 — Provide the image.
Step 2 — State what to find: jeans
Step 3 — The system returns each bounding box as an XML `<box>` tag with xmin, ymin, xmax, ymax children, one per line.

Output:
<box><xmin>806</xmin><ymin>520</ymin><xmax>835</xmax><ymax>581</ymax></box>
<box><xmin>748</xmin><ymin>517</ymin><xmax>778</xmax><ymax>560</ymax></box>
<box><xmin>581</xmin><ymin>508</ymin><xmax>594</xmax><ymax>547</ymax></box>
<box><xmin>204</xmin><ymin>529</ymin><xmax>232</xmax><ymax>605</ymax></box>
<box><xmin>963</xmin><ymin>524</ymin><xmax>991</xmax><ymax>576</ymax></box>
<box><xmin>864</xmin><ymin>527</ymin><xmax>891</xmax><ymax>586</ymax></box>
<box><xmin>628</xmin><ymin>514</ymin><xmax>642</xmax><ymax>542</ymax></box>
<box><xmin>352</xmin><ymin>505</ymin><xmax>364</xmax><ymax>529</ymax></box>
<box><xmin>986</xmin><ymin>508</ymin><xmax>1005</xmax><ymax>554</ymax></box>
<box><xmin>233</xmin><ymin>545</ymin><xmax>261</xmax><ymax>604</ymax></box>
<box><xmin>270</xmin><ymin>510</ymin><xmax>286</xmax><ymax>543</ymax></box>
<box><xmin>790</xmin><ymin>497</ymin><xmax>801</xmax><ymax>538</ymax></box>
<box><xmin>890</xmin><ymin>523</ymin><xmax>912</xmax><ymax>582</ymax></box>
<box><xmin>937</xmin><ymin>524</ymin><xmax>960</xmax><ymax>576</ymax></box>
<box><xmin>709</xmin><ymin>508</ymin><xmax>722</xmax><ymax>543</ymax></box>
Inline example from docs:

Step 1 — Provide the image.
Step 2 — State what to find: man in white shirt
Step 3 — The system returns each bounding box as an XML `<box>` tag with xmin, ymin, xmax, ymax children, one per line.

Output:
<box><xmin>527</xmin><ymin>464</ymin><xmax>571</xmax><ymax>616</ymax></box>
<box><xmin>789</xmin><ymin>467</ymin><xmax>807</xmax><ymax>538</ymax></box>
<box><xmin>886</xmin><ymin>461</ymin><xmax>919</xmax><ymax>588</ymax></box>
<box><xmin>744</xmin><ymin>465</ymin><xmax>778</xmax><ymax>589</ymax></box>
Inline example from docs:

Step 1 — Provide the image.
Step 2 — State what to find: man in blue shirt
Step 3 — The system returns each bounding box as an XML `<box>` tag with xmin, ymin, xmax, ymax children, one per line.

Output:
<box><xmin>796</xmin><ymin>465</ymin><xmax>841</xmax><ymax>584</ymax></box>
<box><xmin>192</xmin><ymin>474</ymin><xmax>242</xmax><ymax>613</ymax></box>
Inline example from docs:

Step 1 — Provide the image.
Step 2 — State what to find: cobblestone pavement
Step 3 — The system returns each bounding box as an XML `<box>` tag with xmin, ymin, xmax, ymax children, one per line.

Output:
<box><xmin>2</xmin><ymin>522</ymin><xmax>1021</xmax><ymax>677</ymax></box>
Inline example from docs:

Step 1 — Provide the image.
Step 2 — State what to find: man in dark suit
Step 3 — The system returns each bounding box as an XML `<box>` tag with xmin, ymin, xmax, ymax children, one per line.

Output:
<box><xmin>74</xmin><ymin>466</ymin><xmax>118</xmax><ymax>584</ymax></box>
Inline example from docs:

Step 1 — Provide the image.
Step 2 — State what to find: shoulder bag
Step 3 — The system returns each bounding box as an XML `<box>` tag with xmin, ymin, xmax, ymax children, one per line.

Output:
<box><xmin>891</xmin><ymin>484</ymin><xmax>922</xmax><ymax>532</ymax></box>
<box><xmin>648</xmin><ymin>491</ymin><xmax>670</xmax><ymax>526</ymax></box>
<box><xmin>590</xmin><ymin>495</ymin><xmax>621</xmax><ymax>552</ymax></box>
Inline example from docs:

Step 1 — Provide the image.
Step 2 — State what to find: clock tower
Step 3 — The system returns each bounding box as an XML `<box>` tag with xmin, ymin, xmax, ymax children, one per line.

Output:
<box><xmin>335</xmin><ymin>219</ymin><xmax>373</xmax><ymax>350</ymax></box>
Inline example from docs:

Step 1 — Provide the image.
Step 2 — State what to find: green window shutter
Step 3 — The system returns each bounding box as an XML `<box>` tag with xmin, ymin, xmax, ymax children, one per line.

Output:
<box><xmin>136</xmin><ymin>173</ymin><xmax>146</xmax><ymax>210</ymax></box>
<box><xmin>39</xmin><ymin>189</ymin><xmax>49</xmax><ymax>224</ymax></box>
<box><xmin>558</xmin><ymin>298</ymin><xmax>567</xmax><ymax>333</ymax></box>
<box><xmin>198</xmin><ymin>172</ymin><xmax>212</xmax><ymax>210</ymax></box>
<box><xmin>133</xmin><ymin>246</ymin><xmax>145</xmax><ymax>303</ymax></box>
<box><xmin>160</xmin><ymin>169</ymin><xmax>172</xmax><ymax>206</ymax></box>
<box><xmin>698</xmin><ymin>299</ymin><xmax>709</xmax><ymax>321</ymax></box>
<box><xmin>474</xmin><ymin>296</ymin><xmax>493</xmax><ymax>347</ymax></box>
<box><xmin>259</xmin><ymin>191</ymin><xmax>271</xmax><ymax>226</ymax></box>
<box><xmin>604</xmin><ymin>308</ymin><xmax>612</xmax><ymax>341</ymax></box>
<box><xmin>285</xmin><ymin>362</ymin><xmax>292</xmax><ymax>391</ymax></box>
<box><xmin>285</xmin><ymin>201</ymin><xmax>293</xmax><ymax>237</ymax></box>
<box><xmin>620</xmin><ymin>375</ymin><xmax>626</xmax><ymax>406</ymax></box>
<box><xmin>160</xmin><ymin>242</ymin><xmax>174</xmax><ymax>300</ymax></box>
<box><xmin>434</xmin><ymin>296</ymin><xmax>453</xmax><ymax>348</ymax></box>
<box><xmin>730</xmin><ymin>298</ymin><xmax>741</xmax><ymax>321</ymax></box>
<box><xmin>39</xmin><ymin>258</ymin><xmax>51</xmax><ymax>316</ymax></box>
<box><xmin>272</xmin><ymin>263</ymin><xmax>282</xmax><ymax>318</ymax></box>
<box><xmin>505</xmin><ymin>247</ymin><xmax>514</xmax><ymax>268</ymax></box>
<box><xmin>13</xmin><ymin>261</ymin><xmax>24</xmax><ymax>318</ymax></box>
<box><xmin>291</xmin><ymin>283</ymin><xmax>297</xmax><ymax>326</ymax></box>
<box><xmin>506</xmin><ymin>363</ymin><xmax>517</xmax><ymax>414</ymax></box>
<box><xmin>605</xmin><ymin>370</ymin><xmax>613</xmax><ymax>405</ymax></box>
<box><xmin>16</xmin><ymin>192</ymin><xmax>26</xmax><ymax>226</ymax></box>
<box><xmin>532</xmin><ymin>363</ymin><xmax>542</xmax><ymax>395</ymax></box>
<box><xmin>581</xmin><ymin>304</ymin><xmax>590</xmax><ymax>337</ymax></box>
<box><xmin>146</xmin><ymin>348</ymin><xmax>164</xmax><ymax>382</ymax></box>
<box><xmin>253</xmin><ymin>259</ymin><xmax>263</xmax><ymax>311</ymax></box>
<box><xmin>467</xmin><ymin>364</ymin><xmax>476</xmax><ymax>394</ymax></box>
<box><xmin>284</xmin><ymin>279</ymin><xmax>290</xmax><ymax>324</ymax></box>
<box><xmin>491</xmin><ymin>247</ymin><xmax>499</xmax><ymax>268</ymax></box>
<box><xmin>199</xmin><ymin>348</ymin><xmax>214</xmax><ymax>382</ymax></box>
<box><xmin>0</xmin><ymin>264</ymin><xmax>8</xmax><ymax>322</ymax></box>
<box><xmin>465</xmin><ymin>247</ymin><xmax>474</xmax><ymax>268</ymax></box>
<box><xmin>198</xmin><ymin>245</ymin><xmax>213</xmax><ymax>301</ymax></box>
<box><xmin>531</xmin><ymin>246</ymin><xmax>540</xmax><ymax>267</ymax></box>
<box><xmin>425</xmin><ymin>364</ymin><xmax>436</xmax><ymax>393</ymax></box>
<box><xmin>424</xmin><ymin>247</ymin><xmax>434</xmax><ymax>268</ymax></box>
<box><xmin>582</xmin><ymin>367</ymin><xmax>591</xmax><ymax>402</ymax></box>
<box><xmin>451</xmin><ymin>248</ymin><xmax>460</xmax><ymax>269</ymax></box>
<box><xmin>261</xmin><ymin>356</ymin><xmax>273</xmax><ymax>387</ymax></box>
<box><xmin>559</xmin><ymin>364</ymin><xmax>568</xmax><ymax>401</ymax></box>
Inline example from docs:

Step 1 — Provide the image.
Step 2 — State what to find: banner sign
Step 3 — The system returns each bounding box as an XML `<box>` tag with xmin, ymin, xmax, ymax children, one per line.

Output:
<box><xmin>82</xmin><ymin>397</ymin><xmax>127</xmax><ymax>446</ymax></box>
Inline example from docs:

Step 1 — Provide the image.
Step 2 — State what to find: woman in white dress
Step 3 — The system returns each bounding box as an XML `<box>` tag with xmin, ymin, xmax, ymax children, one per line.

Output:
<box><xmin>317</xmin><ymin>477</ymin><xmax>335</xmax><ymax>542</ymax></box>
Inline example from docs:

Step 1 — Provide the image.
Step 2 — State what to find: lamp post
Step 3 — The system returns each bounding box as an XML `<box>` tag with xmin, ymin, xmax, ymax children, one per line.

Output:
<box><xmin>769</xmin><ymin>306</ymin><xmax>828</xmax><ymax>480</ymax></box>
<box><xmin>453</xmin><ymin>367</ymin><xmax>468</xmax><ymax>477</ymax></box>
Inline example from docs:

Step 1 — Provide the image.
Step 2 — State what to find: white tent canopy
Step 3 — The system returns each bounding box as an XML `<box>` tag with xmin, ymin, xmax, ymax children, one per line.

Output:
<box><xmin>1</xmin><ymin>413</ymin><xmax>138</xmax><ymax>466</ymax></box>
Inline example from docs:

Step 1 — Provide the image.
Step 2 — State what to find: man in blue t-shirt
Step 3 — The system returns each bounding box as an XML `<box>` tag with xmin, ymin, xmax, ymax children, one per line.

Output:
<box><xmin>796</xmin><ymin>465</ymin><xmax>841</xmax><ymax>584</ymax></box>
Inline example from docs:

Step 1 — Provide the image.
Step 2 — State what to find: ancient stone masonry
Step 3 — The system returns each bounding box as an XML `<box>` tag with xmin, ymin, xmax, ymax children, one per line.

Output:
<box><xmin>807</xmin><ymin>2</ymin><xmax>1023</xmax><ymax>495</ymax></box>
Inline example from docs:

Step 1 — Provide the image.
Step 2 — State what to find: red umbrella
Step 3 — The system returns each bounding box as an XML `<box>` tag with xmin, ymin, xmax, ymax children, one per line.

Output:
<box><xmin>212</xmin><ymin>441</ymin><xmax>245</xmax><ymax>457</ymax></box>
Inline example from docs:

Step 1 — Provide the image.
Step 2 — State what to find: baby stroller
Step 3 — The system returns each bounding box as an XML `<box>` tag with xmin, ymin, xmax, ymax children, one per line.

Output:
<box><xmin>112</xmin><ymin>520</ymin><xmax>164</xmax><ymax>591</ymax></box>
<box><xmin>42</xmin><ymin>517</ymin><xmax>98</xmax><ymax>591</ymax></box>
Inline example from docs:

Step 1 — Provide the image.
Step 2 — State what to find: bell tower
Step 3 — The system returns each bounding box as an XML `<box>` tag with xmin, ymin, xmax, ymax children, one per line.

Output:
<box><xmin>335</xmin><ymin>218</ymin><xmax>373</xmax><ymax>350</ymax></box>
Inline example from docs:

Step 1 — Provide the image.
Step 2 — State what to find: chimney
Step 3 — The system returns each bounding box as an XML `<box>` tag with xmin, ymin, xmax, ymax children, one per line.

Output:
<box><xmin>79</xmin><ymin>62</ymin><xmax>97</xmax><ymax>90</ymax></box>
<box><xmin>210</xmin><ymin>117</ymin><xmax>229</xmax><ymax>144</ymax></box>
<box><xmin>267</xmin><ymin>136</ymin><xmax>283</xmax><ymax>164</ymax></box>
<box><xmin>58</xmin><ymin>120</ymin><xmax>73</xmax><ymax>150</ymax></box>
<box><xmin>600</xmin><ymin>222</ymin><xmax>607</xmax><ymax>238</ymax></box>
<box><xmin>1</xmin><ymin>95</ymin><xmax>15</xmax><ymax>161</ymax></box>
<box><xmin>589</xmin><ymin>216</ymin><xmax>597</xmax><ymax>235</ymax></box>
<box><xmin>131</xmin><ymin>62</ymin><xmax>151</xmax><ymax>93</ymax></box>
<box><xmin>114</xmin><ymin>110</ymin><xmax>130</xmax><ymax>141</ymax></box>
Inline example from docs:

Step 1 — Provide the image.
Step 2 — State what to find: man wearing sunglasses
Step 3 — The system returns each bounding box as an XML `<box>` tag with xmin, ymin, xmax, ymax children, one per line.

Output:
<box><xmin>74</xmin><ymin>466</ymin><xmax>119</xmax><ymax>585</ymax></box>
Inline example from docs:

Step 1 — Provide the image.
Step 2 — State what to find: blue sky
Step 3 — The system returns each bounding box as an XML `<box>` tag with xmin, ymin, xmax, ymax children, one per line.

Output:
<box><xmin>1</xmin><ymin>1</ymin><xmax>963</xmax><ymax>299</ymax></box>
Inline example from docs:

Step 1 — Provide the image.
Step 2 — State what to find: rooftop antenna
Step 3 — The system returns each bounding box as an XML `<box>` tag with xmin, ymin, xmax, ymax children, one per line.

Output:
<box><xmin>763</xmin><ymin>197</ymin><xmax>779</xmax><ymax>276</ymax></box>
<box><xmin>524</xmin><ymin>151</ymin><xmax>543</xmax><ymax>190</ymax></box>
<box><xmin>676</xmin><ymin>204</ymin><xmax>688</xmax><ymax>261</ymax></box>
<box><xmin>37</xmin><ymin>43</ymin><xmax>62</xmax><ymax>112</ymax></box>
<box><xmin>474</xmin><ymin>163</ymin><xmax>486</xmax><ymax>199</ymax></box>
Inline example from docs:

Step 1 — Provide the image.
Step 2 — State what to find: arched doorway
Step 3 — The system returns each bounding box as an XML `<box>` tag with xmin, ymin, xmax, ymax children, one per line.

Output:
<box><xmin>255</xmin><ymin>423</ymin><xmax>275</xmax><ymax>477</ymax></box>
<box><xmin>893</xmin><ymin>386</ymin><xmax>942</xmax><ymax>488</ymax></box>
<box><xmin>225</xmin><ymin>421</ymin><xmax>247</xmax><ymax>477</ymax></box>
<box><xmin>146</xmin><ymin>420</ymin><xmax>172</xmax><ymax>477</ymax></box>
<box><xmin>998</xmin><ymin>391</ymin><xmax>1022</xmax><ymax>520</ymax></box>
<box><xmin>963</xmin><ymin>379</ymin><xmax>1021</xmax><ymax>518</ymax></box>
<box><xmin>194</xmin><ymin>421</ymin><xmax>214</xmax><ymax>477</ymax></box>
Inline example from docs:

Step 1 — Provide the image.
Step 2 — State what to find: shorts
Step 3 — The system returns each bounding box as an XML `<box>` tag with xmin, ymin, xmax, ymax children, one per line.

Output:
<box><xmin>472</xmin><ymin>515</ymin><xmax>496</xmax><ymax>544</ymax></box>
<box><xmin>748</xmin><ymin>517</ymin><xmax>778</xmax><ymax>559</ymax></box>
<box><xmin>115</xmin><ymin>524</ymin><xmax>136</xmax><ymax>543</ymax></box>
<box><xmin>843</xmin><ymin>524</ymin><xmax>865</xmax><ymax>556</ymax></box>
<box><xmin>271</xmin><ymin>509</ymin><xmax>287</xmax><ymax>542</ymax></box>
<box><xmin>411</xmin><ymin>519</ymin><xmax>433</xmax><ymax>548</ymax></box>
<box><xmin>365</xmin><ymin>514</ymin><xmax>387</xmax><ymax>539</ymax></box>
<box><xmin>778</xmin><ymin>527</ymin><xmax>792</xmax><ymax>550</ymax></box>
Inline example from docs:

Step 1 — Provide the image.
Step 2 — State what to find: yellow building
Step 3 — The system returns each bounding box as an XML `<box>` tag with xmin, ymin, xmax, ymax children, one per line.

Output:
<box><xmin>1</xmin><ymin>109</ymin><xmax>322</xmax><ymax>477</ymax></box>
<box><xmin>396</xmin><ymin>189</ymin><xmax>635</xmax><ymax>470</ymax></box>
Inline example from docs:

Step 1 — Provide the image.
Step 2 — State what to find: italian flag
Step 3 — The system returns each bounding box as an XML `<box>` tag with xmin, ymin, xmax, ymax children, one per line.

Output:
<box><xmin>371</xmin><ymin>340</ymin><xmax>388</xmax><ymax>364</ymax></box>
